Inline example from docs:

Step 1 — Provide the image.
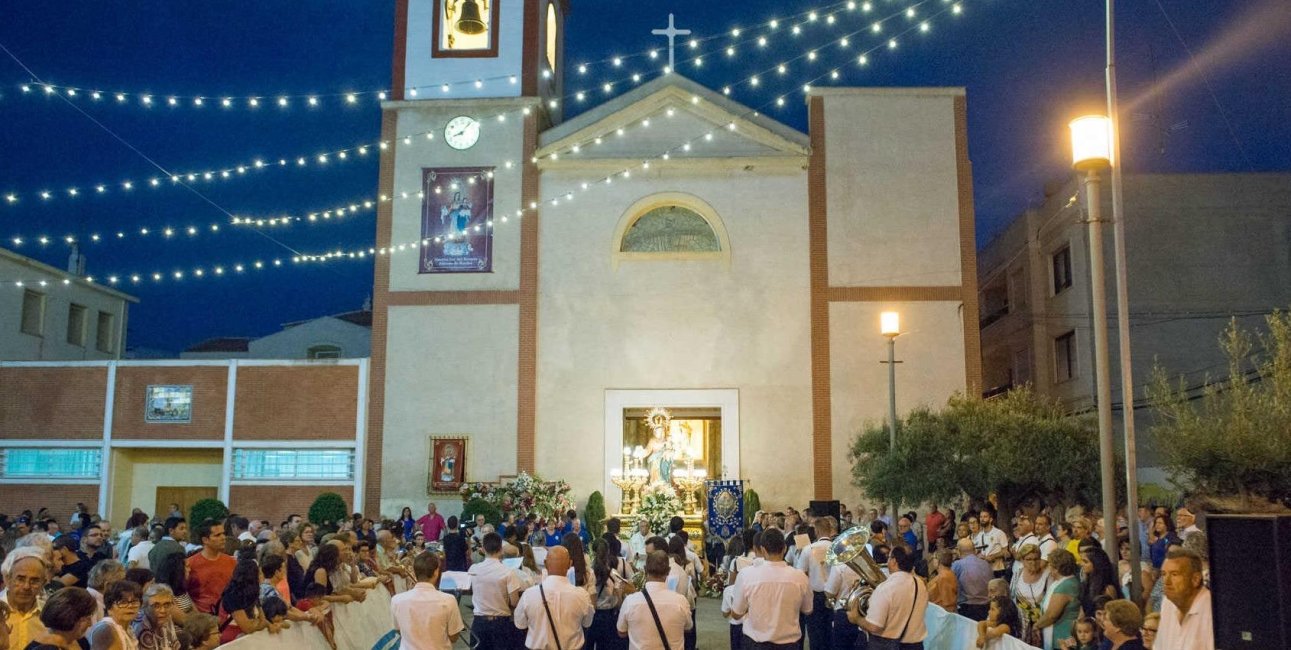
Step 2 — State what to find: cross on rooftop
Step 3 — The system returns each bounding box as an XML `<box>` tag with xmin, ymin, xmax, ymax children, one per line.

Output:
<box><xmin>651</xmin><ymin>13</ymin><xmax>691</xmax><ymax>72</ymax></box>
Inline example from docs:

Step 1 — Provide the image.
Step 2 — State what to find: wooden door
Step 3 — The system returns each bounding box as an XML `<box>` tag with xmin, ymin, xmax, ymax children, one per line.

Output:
<box><xmin>155</xmin><ymin>486</ymin><xmax>218</xmax><ymax>521</ymax></box>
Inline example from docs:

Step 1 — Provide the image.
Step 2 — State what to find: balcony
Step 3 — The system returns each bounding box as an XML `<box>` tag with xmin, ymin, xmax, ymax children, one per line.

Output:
<box><xmin>979</xmin><ymin>304</ymin><xmax>1010</xmax><ymax>329</ymax></box>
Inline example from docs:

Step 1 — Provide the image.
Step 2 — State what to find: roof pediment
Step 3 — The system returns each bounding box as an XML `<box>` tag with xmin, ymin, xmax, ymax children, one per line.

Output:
<box><xmin>537</xmin><ymin>75</ymin><xmax>809</xmax><ymax>164</ymax></box>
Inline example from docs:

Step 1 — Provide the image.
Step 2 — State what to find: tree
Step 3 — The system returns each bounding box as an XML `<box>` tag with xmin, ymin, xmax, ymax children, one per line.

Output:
<box><xmin>583</xmin><ymin>491</ymin><xmax>606</xmax><ymax>539</ymax></box>
<box><xmin>308</xmin><ymin>492</ymin><xmax>349</xmax><ymax>532</ymax></box>
<box><xmin>1148</xmin><ymin>314</ymin><xmax>1291</xmax><ymax>508</ymax></box>
<box><xmin>849</xmin><ymin>388</ymin><xmax>1106</xmax><ymax>519</ymax></box>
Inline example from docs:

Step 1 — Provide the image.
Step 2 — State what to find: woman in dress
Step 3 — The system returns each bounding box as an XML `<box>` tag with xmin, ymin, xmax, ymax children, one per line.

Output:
<box><xmin>1033</xmin><ymin>549</ymin><xmax>1081</xmax><ymax>650</ymax></box>
<box><xmin>584</xmin><ymin>539</ymin><xmax>627</xmax><ymax>650</ymax></box>
<box><xmin>217</xmin><ymin>556</ymin><xmax>269</xmax><ymax>643</ymax></box>
<box><xmin>397</xmin><ymin>507</ymin><xmax>417</xmax><ymax>542</ymax></box>
<box><xmin>1009</xmin><ymin>543</ymin><xmax>1050</xmax><ymax>647</ymax></box>
<box><xmin>26</xmin><ymin>587</ymin><xmax>97</xmax><ymax>650</ymax></box>
<box><xmin>88</xmin><ymin>580</ymin><xmax>142</xmax><ymax>650</ymax></box>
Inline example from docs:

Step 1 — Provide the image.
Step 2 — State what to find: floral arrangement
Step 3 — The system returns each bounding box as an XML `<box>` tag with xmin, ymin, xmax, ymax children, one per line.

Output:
<box><xmin>636</xmin><ymin>483</ymin><xmax>683</xmax><ymax>534</ymax></box>
<box><xmin>458</xmin><ymin>471</ymin><xmax>574</xmax><ymax>521</ymax></box>
<box><xmin>700</xmin><ymin>568</ymin><xmax>728</xmax><ymax>598</ymax></box>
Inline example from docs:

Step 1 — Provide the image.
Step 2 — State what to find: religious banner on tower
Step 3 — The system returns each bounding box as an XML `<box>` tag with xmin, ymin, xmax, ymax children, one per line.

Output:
<box><xmin>705</xmin><ymin>479</ymin><xmax>744</xmax><ymax>543</ymax></box>
<box><xmin>419</xmin><ymin>166</ymin><xmax>494</xmax><ymax>273</ymax></box>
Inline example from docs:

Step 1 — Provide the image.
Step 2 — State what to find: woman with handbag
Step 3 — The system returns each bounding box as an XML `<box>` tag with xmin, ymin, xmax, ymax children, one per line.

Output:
<box><xmin>585</xmin><ymin>539</ymin><xmax>629</xmax><ymax>650</ymax></box>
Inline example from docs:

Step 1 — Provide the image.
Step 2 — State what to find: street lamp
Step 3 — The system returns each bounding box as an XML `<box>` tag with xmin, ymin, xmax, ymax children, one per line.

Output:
<box><xmin>1070</xmin><ymin>115</ymin><xmax>1119</xmax><ymax>562</ymax></box>
<box><xmin>881</xmin><ymin>311</ymin><xmax>901</xmax><ymax>526</ymax></box>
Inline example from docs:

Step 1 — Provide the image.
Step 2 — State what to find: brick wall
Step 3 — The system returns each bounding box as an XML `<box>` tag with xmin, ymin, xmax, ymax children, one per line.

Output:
<box><xmin>113</xmin><ymin>366</ymin><xmax>227</xmax><ymax>440</ymax></box>
<box><xmin>0</xmin><ymin>367</ymin><xmax>107</xmax><ymax>440</ymax></box>
<box><xmin>229</xmin><ymin>485</ymin><xmax>355</xmax><ymax>527</ymax></box>
<box><xmin>233</xmin><ymin>366</ymin><xmax>358</xmax><ymax>441</ymax></box>
<box><xmin>0</xmin><ymin>484</ymin><xmax>99</xmax><ymax>521</ymax></box>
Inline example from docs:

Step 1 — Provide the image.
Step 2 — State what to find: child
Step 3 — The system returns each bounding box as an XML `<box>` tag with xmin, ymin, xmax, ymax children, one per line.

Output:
<box><xmin>296</xmin><ymin>583</ymin><xmax>338</xmax><ymax>650</ymax></box>
<box><xmin>260</xmin><ymin>597</ymin><xmax>290</xmax><ymax>635</ymax></box>
<box><xmin>1060</xmin><ymin>618</ymin><xmax>1101</xmax><ymax>650</ymax></box>
<box><xmin>975</xmin><ymin>595</ymin><xmax>1022</xmax><ymax>648</ymax></box>
<box><xmin>719</xmin><ymin>567</ymin><xmax>745</xmax><ymax>650</ymax></box>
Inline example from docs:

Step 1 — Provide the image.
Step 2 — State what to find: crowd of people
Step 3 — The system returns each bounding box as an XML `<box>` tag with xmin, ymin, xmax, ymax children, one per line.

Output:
<box><xmin>0</xmin><ymin>498</ymin><xmax>1214</xmax><ymax>650</ymax></box>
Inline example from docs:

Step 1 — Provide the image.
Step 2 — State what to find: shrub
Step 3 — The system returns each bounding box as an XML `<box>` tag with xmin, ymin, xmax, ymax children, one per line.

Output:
<box><xmin>308</xmin><ymin>492</ymin><xmax>349</xmax><ymax>531</ymax></box>
<box><xmin>584</xmin><ymin>491</ymin><xmax>606</xmax><ymax>538</ymax></box>
<box><xmin>743</xmin><ymin>489</ymin><xmax>761</xmax><ymax>528</ymax></box>
<box><xmin>461</xmin><ymin>498</ymin><xmax>502</xmax><ymax>527</ymax></box>
<box><xmin>189</xmin><ymin>499</ymin><xmax>229</xmax><ymax>533</ymax></box>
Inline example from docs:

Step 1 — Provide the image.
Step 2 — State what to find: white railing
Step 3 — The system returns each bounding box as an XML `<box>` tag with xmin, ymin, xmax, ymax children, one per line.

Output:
<box><xmin>223</xmin><ymin>577</ymin><xmax>415</xmax><ymax>650</ymax></box>
<box><xmin>924</xmin><ymin>605</ymin><xmax>1041</xmax><ymax>650</ymax></box>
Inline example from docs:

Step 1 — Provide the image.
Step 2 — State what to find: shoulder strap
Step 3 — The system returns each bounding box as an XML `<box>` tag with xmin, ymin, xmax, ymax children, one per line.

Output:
<box><xmin>641</xmin><ymin>587</ymin><xmax>671</xmax><ymax>648</ymax></box>
<box><xmin>896</xmin><ymin>576</ymin><xmax>920</xmax><ymax>642</ymax></box>
<box><xmin>538</xmin><ymin>583</ymin><xmax>564</xmax><ymax>650</ymax></box>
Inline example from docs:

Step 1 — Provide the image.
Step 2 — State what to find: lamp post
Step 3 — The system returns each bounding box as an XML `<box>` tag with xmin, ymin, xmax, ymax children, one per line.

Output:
<box><xmin>1070</xmin><ymin>116</ymin><xmax>1119</xmax><ymax>562</ymax></box>
<box><xmin>881</xmin><ymin>311</ymin><xmax>901</xmax><ymax>525</ymax></box>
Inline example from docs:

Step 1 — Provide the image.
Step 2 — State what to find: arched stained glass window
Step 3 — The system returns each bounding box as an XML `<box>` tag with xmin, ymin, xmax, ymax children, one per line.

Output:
<box><xmin>620</xmin><ymin>206</ymin><xmax>721</xmax><ymax>253</ymax></box>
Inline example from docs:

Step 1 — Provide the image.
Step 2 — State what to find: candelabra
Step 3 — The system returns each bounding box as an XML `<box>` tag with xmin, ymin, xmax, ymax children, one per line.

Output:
<box><xmin>610</xmin><ymin>468</ymin><xmax>635</xmax><ymax>514</ymax></box>
<box><xmin>672</xmin><ymin>463</ymin><xmax>707</xmax><ymax>515</ymax></box>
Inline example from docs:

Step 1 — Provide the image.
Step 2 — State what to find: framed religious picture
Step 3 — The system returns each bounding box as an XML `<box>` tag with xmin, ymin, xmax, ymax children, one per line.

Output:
<box><xmin>419</xmin><ymin>167</ymin><xmax>494</xmax><ymax>273</ymax></box>
<box><xmin>144</xmin><ymin>385</ymin><xmax>193</xmax><ymax>423</ymax></box>
<box><xmin>428</xmin><ymin>436</ymin><xmax>468</xmax><ymax>493</ymax></box>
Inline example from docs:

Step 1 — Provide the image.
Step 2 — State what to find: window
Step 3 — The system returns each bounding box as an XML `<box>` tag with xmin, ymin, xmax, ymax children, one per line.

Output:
<box><xmin>96</xmin><ymin>311</ymin><xmax>115</xmax><ymax>353</ymax></box>
<box><xmin>1055</xmin><ymin>331</ymin><xmax>1076</xmax><ymax>382</ymax></box>
<box><xmin>232</xmin><ymin>449</ymin><xmax>355</xmax><ymax>481</ymax></box>
<box><xmin>0</xmin><ymin>448</ymin><xmax>102</xmax><ymax>479</ymax></box>
<box><xmin>621</xmin><ymin>206</ymin><xmax>721</xmax><ymax>253</ymax></box>
<box><xmin>20</xmin><ymin>290</ymin><xmax>45</xmax><ymax>336</ymax></box>
<box><xmin>308</xmin><ymin>344</ymin><xmax>342</xmax><ymax>359</ymax></box>
<box><xmin>67</xmin><ymin>304</ymin><xmax>87</xmax><ymax>346</ymax></box>
<box><xmin>1052</xmin><ymin>246</ymin><xmax>1072</xmax><ymax>295</ymax></box>
<box><xmin>433</xmin><ymin>0</ymin><xmax>499</xmax><ymax>57</ymax></box>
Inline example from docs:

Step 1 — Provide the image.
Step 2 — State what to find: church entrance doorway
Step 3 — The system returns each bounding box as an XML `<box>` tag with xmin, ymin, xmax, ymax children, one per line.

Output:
<box><xmin>602</xmin><ymin>389</ymin><xmax>740</xmax><ymax>513</ymax></box>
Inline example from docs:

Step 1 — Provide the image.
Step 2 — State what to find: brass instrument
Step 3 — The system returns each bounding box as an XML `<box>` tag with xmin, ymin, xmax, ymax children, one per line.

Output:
<box><xmin>825</xmin><ymin>526</ymin><xmax>887</xmax><ymax>614</ymax></box>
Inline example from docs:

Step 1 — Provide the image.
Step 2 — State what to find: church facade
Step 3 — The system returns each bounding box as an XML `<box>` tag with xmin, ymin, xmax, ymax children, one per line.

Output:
<box><xmin>367</xmin><ymin>0</ymin><xmax>981</xmax><ymax>516</ymax></box>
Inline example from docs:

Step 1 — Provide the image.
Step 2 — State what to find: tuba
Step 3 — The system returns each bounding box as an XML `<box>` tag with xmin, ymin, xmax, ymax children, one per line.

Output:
<box><xmin>825</xmin><ymin>526</ymin><xmax>887</xmax><ymax>614</ymax></box>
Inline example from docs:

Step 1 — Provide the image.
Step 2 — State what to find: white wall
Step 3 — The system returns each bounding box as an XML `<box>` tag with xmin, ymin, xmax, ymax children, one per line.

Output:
<box><xmin>109</xmin><ymin>448</ymin><xmax>223</xmax><ymax>523</ymax></box>
<box><xmin>0</xmin><ymin>251</ymin><xmax>132</xmax><ymax>361</ymax></box>
<box><xmin>380</xmin><ymin>304</ymin><xmax>519</xmax><ymax>517</ymax></box>
<box><xmin>249</xmin><ymin>318</ymin><xmax>371</xmax><ymax>359</ymax></box>
<box><xmin>820</xmin><ymin>89</ymin><xmax>964</xmax><ymax>288</ymax></box>
<box><xmin>535</xmin><ymin>166</ymin><xmax>815</xmax><ymax>509</ymax></box>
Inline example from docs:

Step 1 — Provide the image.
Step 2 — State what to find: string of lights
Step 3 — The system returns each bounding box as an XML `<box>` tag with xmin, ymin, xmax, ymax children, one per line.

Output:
<box><xmin>0</xmin><ymin>107</ymin><xmax>531</xmax><ymax>206</ymax></box>
<box><xmin>10</xmin><ymin>0</ymin><xmax>860</xmax><ymax>113</ymax></box>
<box><xmin>3</xmin><ymin>0</ymin><xmax>984</xmax><ymax>289</ymax></box>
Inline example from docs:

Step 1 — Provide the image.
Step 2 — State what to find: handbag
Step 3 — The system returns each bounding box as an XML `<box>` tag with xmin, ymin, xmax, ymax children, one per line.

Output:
<box><xmin>539</xmin><ymin>583</ymin><xmax>563</xmax><ymax>650</ymax></box>
<box><xmin>869</xmin><ymin>577</ymin><xmax>920</xmax><ymax>650</ymax></box>
<box><xmin>641</xmin><ymin>587</ymin><xmax>673</xmax><ymax>649</ymax></box>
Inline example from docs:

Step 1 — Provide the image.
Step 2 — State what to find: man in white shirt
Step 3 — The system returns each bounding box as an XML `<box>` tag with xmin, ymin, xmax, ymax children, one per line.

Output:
<box><xmin>469</xmin><ymin>532</ymin><xmax>524</xmax><ymax>650</ymax></box>
<box><xmin>973</xmin><ymin>509</ymin><xmax>1010</xmax><ymax>579</ymax></box>
<box><xmin>617</xmin><ymin>550</ymin><xmax>692</xmax><ymax>650</ymax></box>
<box><xmin>514</xmin><ymin>545</ymin><xmax>595</xmax><ymax>650</ymax></box>
<box><xmin>126</xmin><ymin>526</ymin><xmax>161</xmax><ymax>570</ymax></box>
<box><xmin>1033</xmin><ymin>514</ymin><xmax>1059</xmax><ymax>560</ymax></box>
<box><xmin>729</xmin><ymin>528</ymin><xmax>812</xmax><ymax>649</ymax></box>
<box><xmin>1156</xmin><ymin>548</ymin><xmax>1214</xmax><ymax>650</ymax></box>
<box><xmin>1010</xmin><ymin>515</ymin><xmax>1039</xmax><ymax>577</ymax></box>
<box><xmin>825</xmin><ymin>561</ymin><xmax>862</xmax><ymax>650</ymax></box>
<box><xmin>1175</xmin><ymin>508</ymin><xmax>1203</xmax><ymax>540</ymax></box>
<box><xmin>630</xmin><ymin>519</ymin><xmax>651</xmax><ymax>571</ymax></box>
<box><xmin>795</xmin><ymin>516</ymin><xmax>836</xmax><ymax>650</ymax></box>
<box><xmin>389</xmin><ymin>551</ymin><xmax>465</xmax><ymax>650</ymax></box>
<box><xmin>850</xmin><ymin>546</ymin><xmax>928</xmax><ymax>648</ymax></box>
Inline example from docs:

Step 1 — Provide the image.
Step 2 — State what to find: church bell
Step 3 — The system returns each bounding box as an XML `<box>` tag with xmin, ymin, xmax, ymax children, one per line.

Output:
<box><xmin>455</xmin><ymin>0</ymin><xmax>487</xmax><ymax>35</ymax></box>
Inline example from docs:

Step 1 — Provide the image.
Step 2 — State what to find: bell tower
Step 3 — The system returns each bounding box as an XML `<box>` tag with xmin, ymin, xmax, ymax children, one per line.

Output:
<box><xmin>391</xmin><ymin>0</ymin><xmax>566</xmax><ymax>114</ymax></box>
<box><xmin>366</xmin><ymin>0</ymin><xmax>561</xmax><ymax>514</ymax></box>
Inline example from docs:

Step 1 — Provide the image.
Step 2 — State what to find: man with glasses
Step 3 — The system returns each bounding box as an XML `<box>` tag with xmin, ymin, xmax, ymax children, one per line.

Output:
<box><xmin>1174</xmin><ymin>508</ymin><xmax>1202</xmax><ymax>541</ymax></box>
<box><xmin>2</xmin><ymin>550</ymin><xmax>49</xmax><ymax>649</ymax></box>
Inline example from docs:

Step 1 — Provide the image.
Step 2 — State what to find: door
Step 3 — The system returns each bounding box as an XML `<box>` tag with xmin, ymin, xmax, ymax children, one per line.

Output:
<box><xmin>156</xmin><ymin>486</ymin><xmax>218</xmax><ymax>521</ymax></box>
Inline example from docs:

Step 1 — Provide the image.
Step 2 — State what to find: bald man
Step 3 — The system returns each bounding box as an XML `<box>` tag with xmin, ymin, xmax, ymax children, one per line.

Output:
<box><xmin>514</xmin><ymin>545</ymin><xmax>594</xmax><ymax>650</ymax></box>
<box><xmin>951</xmin><ymin>537</ymin><xmax>992</xmax><ymax>621</ymax></box>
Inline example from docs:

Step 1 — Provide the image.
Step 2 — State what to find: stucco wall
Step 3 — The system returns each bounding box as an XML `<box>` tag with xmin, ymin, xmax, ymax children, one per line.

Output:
<box><xmin>0</xmin><ymin>253</ymin><xmax>131</xmax><ymax>361</ymax></box>
<box><xmin>379</xmin><ymin>304</ymin><xmax>519</xmax><ymax>516</ymax></box>
<box><xmin>248</xmin><ymin>318</ymin><xmax>371</xmax><ymax>359</ymax></box>
<box><xmin>109</xmin><ymin>448</ymin><xmax>223</xmax><ymax>523</ymax></box>
<box><xmin>403</xmin><ymin>0</ymin><xmax>526</xmax><ymax>101</ymax></box>
<box><xmin>534</xmin><ymin>168</ymin><xmax>814</xmax><ymax>509</ymax></box>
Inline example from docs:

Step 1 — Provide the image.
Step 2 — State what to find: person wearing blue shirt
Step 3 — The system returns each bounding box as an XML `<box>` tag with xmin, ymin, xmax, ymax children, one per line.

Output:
<box><xmin>543</xmin><ymin>519</ymin><xmax>564</xmax><ymax>547</ymax></box>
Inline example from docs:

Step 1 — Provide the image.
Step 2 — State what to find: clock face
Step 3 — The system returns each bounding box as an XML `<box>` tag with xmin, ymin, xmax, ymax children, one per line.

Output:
<box><xmin>445</xmin><ymin>116</ymin><xmax>481</xmax><ymax>150</ymax></box>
